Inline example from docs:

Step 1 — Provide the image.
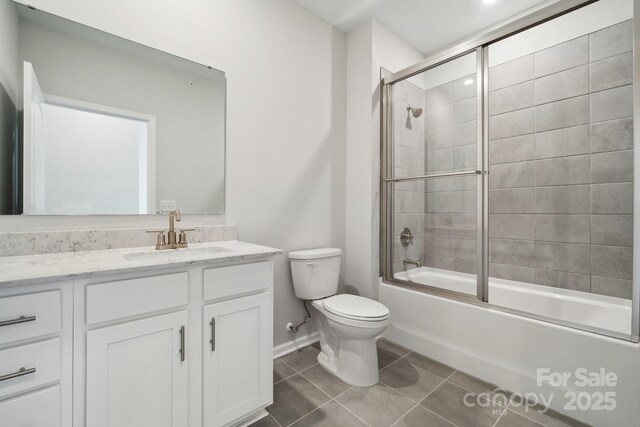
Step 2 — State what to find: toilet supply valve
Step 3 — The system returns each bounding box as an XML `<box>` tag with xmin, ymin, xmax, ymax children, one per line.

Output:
<box><xmin>286</xmin><ymin>300</ymin><xmax>312</xmax><ymax>333</ymax></box>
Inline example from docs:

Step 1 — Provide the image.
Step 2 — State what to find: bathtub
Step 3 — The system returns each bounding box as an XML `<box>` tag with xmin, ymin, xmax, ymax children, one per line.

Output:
<box><xmin>394</xmin><ymin>266</ymin><xmax>631</xmax><ymax>335</ymax></box>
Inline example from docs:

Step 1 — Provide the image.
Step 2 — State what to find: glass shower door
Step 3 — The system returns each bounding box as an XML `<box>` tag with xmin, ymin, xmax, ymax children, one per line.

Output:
<box><xmin>382</xmin><ymin>0</ymin><xmax>638</xmax><ymax>341</ymax></box>
<box><xmin>388</xmin><ymin>51</ymin><xmax>481</xmax><ymax>298</ymax></box>
<box><xmin>486</xmin><ymin>0</ymin><xmax>634</xmax><ymax>337</ymax></box>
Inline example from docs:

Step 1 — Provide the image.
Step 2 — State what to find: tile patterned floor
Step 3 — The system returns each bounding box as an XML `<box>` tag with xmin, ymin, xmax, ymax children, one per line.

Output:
<box><xmin>252</xmin><ymin>339</ymin><xmax>590</xmax><ymax>427</ymax></box>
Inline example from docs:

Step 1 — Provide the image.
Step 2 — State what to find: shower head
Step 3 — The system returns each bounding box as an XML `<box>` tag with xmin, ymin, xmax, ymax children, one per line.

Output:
<box><xmin>407</xmin><ymin>105</ymin><xmax>423</xmax><ymax>118</ymax></box>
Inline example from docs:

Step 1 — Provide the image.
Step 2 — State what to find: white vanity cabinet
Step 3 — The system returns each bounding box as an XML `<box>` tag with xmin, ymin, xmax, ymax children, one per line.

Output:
<box><xmin>0</xmin><ymin>251</ymin><xmax>276</xmax><ymax>427</ymax></box>
<box><xmin>72</xmin><ymin>257</ymin><xmax>274</xmax><ymax>427</ymax></box>
<box><xmin>202</xmin><ymin>262</ymin><xmax>273</xmax><ymax>427</ymax></box>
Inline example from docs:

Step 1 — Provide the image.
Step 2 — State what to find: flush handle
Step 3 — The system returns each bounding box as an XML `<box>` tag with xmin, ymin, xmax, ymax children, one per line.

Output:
<box><xmin>306</xmin><ymin>262</ymin><xmax>315</xmax><ymax>267</ymax></box>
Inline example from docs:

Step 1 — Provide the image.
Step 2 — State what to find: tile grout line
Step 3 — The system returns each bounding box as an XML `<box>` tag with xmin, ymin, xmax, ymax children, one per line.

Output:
<box><xmin>284</xmin><ymin>399</ymin><xmax>333</xmax><ymax>427</ymax></box>
<box><xmin>491</xmin><ymin>407</ymin><xmax>507</xmax><ymax>427</ymax></box>
<box><xmin>273</xmin><ymin>365</ymin><xmax>302</xmax><ymax>385</ymax></box>
<box><xmin>398</xmin><ymin>352</ymin><xmax>458</xmax><ymax>382</ymax></box>
<box><xmin>437</xmin><ymin>370</ymin><xmax>513</xmax><ymax>409</ymax></box>
<box><xmin>270</xmin><ymin>414</ymin><xmax>284</xmax><ymax>427</ymax></box>
<box><xmin>503</xmin><ymin>399</ymin><xmax>554</xmax><ymax>427</ymax></box>
<box><xmin>503</xmin><ymin>391</ymin><xmax>561</xmax><ymax>427</ymax></box>
<box><xmin>277</xmin><ymin>357</ymin><xmax>300</xmax><ymax>372</ymax></box>
<box><xmin>330</xmin><ymin>384</ymin><xmax>371</xmax><ymax>427</ymax></box>
<box><xmin>297</xmin><ymin>368</ymin><xmax>337</xmax><ymax>401</ymax></box>
<box><xmin>273</xmin><ymin>355</ymin><xmax>318</xmax><ymax>385</ymax></box>
<box><xmin>377</xmin><ymin>361</ymin><xmax>455</xmax><ymax>405</ymax></box>
<box><xmin>332</xmin><ymin>385</ymin><xmax>355</xmax><ymax>400</ymax></box>
<box><xmin>378</xmin><ymin>379</ymin><xmax>419</xmax><ymax>404</ymax></box>
<box><xmin>274</xmin><ymin>350</ymin><xmax>330</xmax><ymax>426</ymax></box>
<box><xmin>389</xmin><ymin>403</ymin><xmax>420</xmax><ymax>427</ymax></box>
<box><xmin>332</xmin><ymin>399</ymin><xmax>372</xmax><ymax>427</ymax></box>
<box><xmin>409</xmin><ymin>370</ymin><xmax>462</xmax><ymax>427</ymax></box>
<box><xmin>422</xmin><ymin>405</ymin><xmax>459</xmax><ymax>427</ymax></box>
<box><xmin>417</xmin><ymin>371</ymin><xmax>457</xmax><ymax>404</ymax></box>
<box><xmin>384</xmin><ymin>372</ymin><xmax>458</xmax><ymax>427</ymax></box>
<box><xmin>294</xmin><ymin>362</ymin><xmax>372</xmax><ymax>426</ymax></box>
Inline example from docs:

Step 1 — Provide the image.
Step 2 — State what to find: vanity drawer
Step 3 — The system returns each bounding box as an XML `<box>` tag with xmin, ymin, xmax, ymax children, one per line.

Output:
<box><xmin>0</xmin><ymin>338</ymin><xmax>60</xmax><ymax>400</ymax></box>
<box><xmin>203</xmin><ymin>261</ymin><xmax>271</xmax><ymax>301</ymax></box>
<box><xmin>86</xmin><ymin>272</ymin><xmax>188</xmax><ymax>325</ymax></box>
<box><xmin>0</xmin><ymin>385</ymin><xmax>60</xmax><ymax>427</ymax></box>
<box><xmin>0</xmin><ymin>291</ymin><xmax>61</xmax><ymax>346</ymax></box>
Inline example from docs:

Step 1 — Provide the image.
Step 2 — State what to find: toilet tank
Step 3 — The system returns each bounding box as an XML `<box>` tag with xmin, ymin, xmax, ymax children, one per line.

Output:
<box><xmin>289</xmin><ymin>248</ymin><xmax>341</xmax><ymax>300</ymax></box>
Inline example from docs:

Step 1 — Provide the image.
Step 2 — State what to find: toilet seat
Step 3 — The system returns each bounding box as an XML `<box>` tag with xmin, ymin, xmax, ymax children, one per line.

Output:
<box><xmin>322</xmin><ymin>294</ymin><xmax>390</xmax><ymax>321</ymax></box>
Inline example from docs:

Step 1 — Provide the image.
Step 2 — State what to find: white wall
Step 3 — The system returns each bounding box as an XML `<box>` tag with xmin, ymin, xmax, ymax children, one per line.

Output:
<box><xmin>345</xmin><ymin>21</ymin><xmax>374</xmax><ymax>298</ymax></box>
<box><xmin>6</xmin><ymin>0</ymin><xmax>347</xmax><ymax>347</ymax></box>
<box><xmin>344</xmin><ymin>19</ymin><xmax>423</xmax><ymax>299</ymax></box>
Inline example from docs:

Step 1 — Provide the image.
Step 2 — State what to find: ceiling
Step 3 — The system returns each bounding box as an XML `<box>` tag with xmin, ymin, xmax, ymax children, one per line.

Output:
<box><xmin>292</xmin><ymin>0</ymin><xmax>551</xmax><ymax>55</ymax></box>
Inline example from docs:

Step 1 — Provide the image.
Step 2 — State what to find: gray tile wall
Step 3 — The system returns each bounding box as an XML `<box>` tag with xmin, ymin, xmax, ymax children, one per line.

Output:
<box><xmin>393</xmin><ymin>80</ymin><xmax>426</xmax><ymax>273</ymax></box>
<box><xmin>487</xmin><ymin>20</ymin><xmax>634</xmax><ymax>299</ymax></box>
<box><xmin>422</xmin><ymin>74</ymin><xmax>477</xmax><ymax>275</ymax></box>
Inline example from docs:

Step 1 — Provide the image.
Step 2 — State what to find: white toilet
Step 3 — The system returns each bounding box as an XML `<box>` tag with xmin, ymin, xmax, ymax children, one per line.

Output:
<box><xmin>289</xmin><ymin>248</ymin><xmax>390</xmax><ymax>386</ymax></box>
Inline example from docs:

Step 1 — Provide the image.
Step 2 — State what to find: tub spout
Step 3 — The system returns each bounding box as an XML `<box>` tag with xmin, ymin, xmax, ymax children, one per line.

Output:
<box><xmin>403</xmin><ymin>257</ymin><xmax>422</xmax><ymax>268</ymax></box>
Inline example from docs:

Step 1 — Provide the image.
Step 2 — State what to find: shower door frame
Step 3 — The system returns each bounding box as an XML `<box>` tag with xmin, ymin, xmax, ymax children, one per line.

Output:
<box><xmin>380</xmin><ymin>0</ymin><xmax>640</xmax><ymax>342</ymax></box>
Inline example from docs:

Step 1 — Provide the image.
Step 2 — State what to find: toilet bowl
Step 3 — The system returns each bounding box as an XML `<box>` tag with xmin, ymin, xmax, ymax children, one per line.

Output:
<box><xmin>289</xmin><ymin>248</ymin><xmax>390</xmax><ymax>386</ymax></box>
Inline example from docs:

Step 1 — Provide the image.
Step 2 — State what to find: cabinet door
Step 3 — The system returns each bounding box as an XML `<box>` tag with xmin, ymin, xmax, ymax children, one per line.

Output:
<box><xmin>86</xmin><ymin>310</ymin><xmax>188</xmax><ymax>427</ymax></box>
<box><xmin>203</xmin><ymin>293</ymin><xmax>272</xmax><ymax>427</ymax></box>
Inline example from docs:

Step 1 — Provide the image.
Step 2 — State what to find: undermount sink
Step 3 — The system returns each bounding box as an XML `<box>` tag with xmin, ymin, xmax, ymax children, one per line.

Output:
<box><xmin>123</xmin><ymin>245</ymin><xmax>232</xmax><ymax>261</ymax></box>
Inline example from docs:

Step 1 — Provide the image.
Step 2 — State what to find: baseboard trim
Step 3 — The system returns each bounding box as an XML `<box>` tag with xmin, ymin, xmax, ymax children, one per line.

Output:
<box><xmin>273</xmin><ymin>331</ymin><xmax>320</xmax><ymax>359</ymax></box>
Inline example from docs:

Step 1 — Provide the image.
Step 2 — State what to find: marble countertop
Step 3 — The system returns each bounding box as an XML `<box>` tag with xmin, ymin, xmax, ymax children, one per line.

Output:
<box><xmin>0</xmin><ymin>240</ymin><xmax>282</xmax><ymax>287</ymax></box>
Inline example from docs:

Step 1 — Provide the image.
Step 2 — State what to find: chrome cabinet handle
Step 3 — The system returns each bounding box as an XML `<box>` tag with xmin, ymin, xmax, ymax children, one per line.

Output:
<box><xmin>0</xmin><ymin>315</ymin><xmax>36</xmax><ymax>327</ymax></box>
<box><xmin>0</xmin><ymin>367</ymin><xmax>36</xmax><ymax>382</ymax></box>
<box><xmin>209</xmin><ymin>318</ymin><xmax>216</xmax><ymax>351</ymax></box>
<box><xmin>179</xmin><ymin>326</ymin><xmax>186</xmax><ymax>362</ymax></box>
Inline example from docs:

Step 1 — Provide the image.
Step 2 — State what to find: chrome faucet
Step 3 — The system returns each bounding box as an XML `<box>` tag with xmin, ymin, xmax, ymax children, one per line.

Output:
<box><xmin>403</xmin><ymin>257</ymin><xmax>422</xmax><ymax>268</ymax></box>
<box><xmin>147</xmin><ymin>210</ymin><xmax>195</xmax><ymax>250</ymax></box>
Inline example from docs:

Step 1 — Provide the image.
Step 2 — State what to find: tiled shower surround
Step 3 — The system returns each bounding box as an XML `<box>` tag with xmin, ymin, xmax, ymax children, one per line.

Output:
<box><xmin>487</xmin><ymin>20</ymin><xmax>633</xmax><ymax>299</ymax></box>
<box><xmin>395</xmin><ymin>20</ymin><xmax>634</xmax><ymax>299</ymax></box>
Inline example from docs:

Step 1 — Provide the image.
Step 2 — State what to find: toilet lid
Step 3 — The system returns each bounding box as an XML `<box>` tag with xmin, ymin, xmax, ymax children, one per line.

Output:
<box><xmin>322</xmin><ymin>294</ymin><xmax>390</xmax><ymax>321</ymax></box>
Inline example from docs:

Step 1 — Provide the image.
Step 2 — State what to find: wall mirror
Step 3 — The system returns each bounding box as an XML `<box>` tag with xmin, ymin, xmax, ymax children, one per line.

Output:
<box><xmin>0</xmin><ymin>0</ymin><xmax>226</xmax><ymax>215</ymax></box>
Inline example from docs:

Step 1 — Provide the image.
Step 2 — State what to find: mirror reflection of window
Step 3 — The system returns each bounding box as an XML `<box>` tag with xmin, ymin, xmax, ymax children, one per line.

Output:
<box><xmin>39</xmin><ymin>103</ymin><xmax>153</xmax><ymax>215</ymax></box>
<box><xmin>23</xmin><ymin>62</ymin><xmax>156</xmax><ymax>215</ymax></box>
